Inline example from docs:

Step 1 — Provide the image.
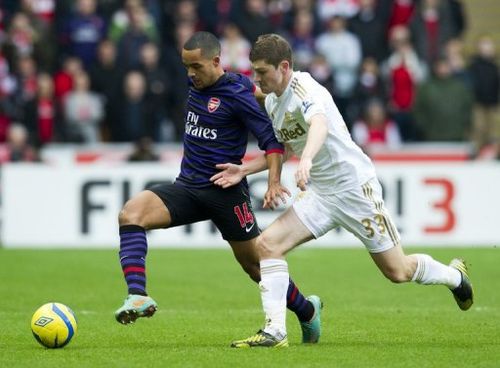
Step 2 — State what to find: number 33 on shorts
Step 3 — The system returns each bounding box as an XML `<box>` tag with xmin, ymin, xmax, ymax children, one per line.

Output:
<box><xmin>361</xmin><ymin>213</ymin><xmax>399</xmax><ymax>247</ymax></box>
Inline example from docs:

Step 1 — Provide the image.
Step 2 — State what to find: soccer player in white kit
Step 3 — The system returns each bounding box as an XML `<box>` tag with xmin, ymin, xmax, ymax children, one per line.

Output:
<box><xmin>211</xmin><ymin>34</ymin><xmax>474</xmax><ymax>348</ymax></box>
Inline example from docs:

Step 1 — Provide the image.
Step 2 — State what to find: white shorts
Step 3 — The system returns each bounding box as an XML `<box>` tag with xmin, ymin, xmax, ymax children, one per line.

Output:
<box><xmin>292</xmin><ymin>178</ymin><xmax>400</xmax><ymax>253</ymax></box>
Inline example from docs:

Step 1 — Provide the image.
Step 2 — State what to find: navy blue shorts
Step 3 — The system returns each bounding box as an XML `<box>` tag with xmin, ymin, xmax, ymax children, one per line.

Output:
<box><xmin>149</xmin><ymin>182</ymin><xmax>260</xmax><ymax>241</ymax></box>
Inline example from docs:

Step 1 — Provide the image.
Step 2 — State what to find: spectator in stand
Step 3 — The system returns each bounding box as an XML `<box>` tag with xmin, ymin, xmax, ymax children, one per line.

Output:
<box><xmin>6</xmin><ymin>12</ymin><xmax>38</xmax><ymax>58</ymax></box>
<box><xmin>316</xmin><ymin>0</ymin><xmax>360</xmax><ymax>21</ymax></box>
<box><xmin>162</xmin><ymin>0</ymin><xmax>200</xmax><ymax>44</ymax></box>
<box><xmin>448</xmin><ymin>0</ymin><xmax>466</xmax><ymax>38</ymax></box>
<box><xmin>0</xmin><ymin>7</ymin><xmax>6</xmax><ymax>40</ymax></box>
<box><xmin>283</xmin><ymin>0</ymin><xmax>322</xmax><ymax>36</ymax></box>
<box><xmin>409</xmin><ymin>0</ymin><xmax>456</xmax><ymax>66</ymax></box>
<box><xmin>288</xmin><ymin>9</ymin><xmax>317</xmax><ymax>70</ymax></box>
<box><xmin>20</xmin><ymin>0</ymin><xmax>56</xmax><ymax>26</ymax></box>
<box><xmin>220</xmin><ymin>23</ymin><xmax>252</xmax><ymax>76</ymax></box>
<box><xmin>387</xmin><ymin>0</ymin><xmax>416</xmax><ymax>36</ymax></box>
<box><xmin>115</xmin><ymin>3</ymin><xmax>159</xmax><ymax>70</ymax></box>
<box><xmin>53</xmin><ymin>56</ymin><xmax>83</xmax><ymax>103</ymax></box>
<box><xmin>23</xmin><ymin>72</ymin><xmax>59</xmax><ymax>145</ymax></box>
<box><xmin>139</xmin><ymin>41</ymin><xmax>174</xmax><ymax>141</ymax></box>
<box><xmin>266</xmin><ymin>0</ymin><xmax>292</xmax><ymax>29</ymax></box>
<box><xmin>0</xmin><ymin>50</ymin><xmax>16</xmax><ymax>99</ymax></box>
<box><xmin>60</xmin><ymin>0</ymin><xmax>106</xmax><ymax>68</ymax></box>
<box><xmin>414</xmin><ymin>58</ymin><xmax>472</xmax><ymax>142</ymax></box>
<box><xmin>316</xmin><ymin>14</ymin><xmax>362</xmax><ymax>126</ymax></box>
<box><xmin>0</xmin><ymin>123</ymin><xmax>38</xmax><ymax>162</ymax></box>
<box><xmin>142</xmin><ymin>0</ymin><xmax>163</xmax><ymax>31</ymax></box>
<box><xmin>232</xmin><ymin>0</ymin><xmax>275</xmax><ymax>43</ymax></box>
<box><xmin>14</xmin><ymin>55</ymin><xmax>37</xmax><ymax>101</ymax></box>
<box><xmin>117</xmin><ymin>70</ymin><xmax>156</xmax><ymax>142</ymax></box>
<box><xmin>12</xmin><ymin>55</ymin><xmax>38</xmax><ymax>121</ymax></box>
<box><xmin>444</xmin><ymin>38</ymin><xmax>471</xmax><ymax>88</ymax></box>
<box><xmin>468</xmin><ymin>35</ymin><xmax>500</xmax><ymax>152</ymax></box>
<box><xmin>63</xmin><ymin>70</ymin><xmax>103</xmax><ymax>143</ymax></box>
<box><xmin>16</xmin><ymin>1</ymin><xmax>57</xmax><ymax>71</ymax></box>
<box><xmin>175</xmin><ymin>0</ymin><xmax>200</xmax><ymax>29</ymax></box>
<box><xmin>0</xmin><ymin>104</ymin><xmax>11</xmax><ymax>142</ymax></box>
<box><xmin>108</xmin><ymin>0</ymin><xmax>158</xmax><ymax>43</ymax></box>
<box><xmin>308</xmin><ymin>53</ymin><xmax>335</xmax><ymax>96</ymax></box>
<box><xmin>349</xmin><ymin>0</ymin><xmax>388</xmax><ymax>62</ymax></box>
<box><xmin>127</xmin><ymin>136</ymin><xmax>159</xmax><ymax>162</ymax></box>
<box><xmin>197</xmin><ymin>0</ymin><xmax>236</xmax><ymax>36</ymax></box>
<box><xmin>89</xmin><ymin>39</ymin><xmax>123</xmax><ymax>141</ymax></box>
<box><xmin>352</xmin><ymin>57</ymin><xmax>387</xmax><ymax>120</ymax></box>
<box><xmin>352</xmin><ymin>98</ymin><xmax>401</xmax><ymax>154</ymax></box>
<box><xmin>93</xmin><ymin>0</ymin><xmax>122</xmax><ymax>21</ymax></box>
<box><xmin>0</xmin><ymin>52</ymin><xmax>17</xmax><ymax>123</ymax></box>
<box><xmin>381</xmin><ymin>25</ymin><xmax>426</xmax><ymax>141</ymax></box>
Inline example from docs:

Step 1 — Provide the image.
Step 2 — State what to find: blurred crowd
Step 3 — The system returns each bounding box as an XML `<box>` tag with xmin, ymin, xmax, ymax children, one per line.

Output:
<box><xmin>0</xmin><ymin>0</ymin><xmax>499</xmax><ymax>162</ymax></box>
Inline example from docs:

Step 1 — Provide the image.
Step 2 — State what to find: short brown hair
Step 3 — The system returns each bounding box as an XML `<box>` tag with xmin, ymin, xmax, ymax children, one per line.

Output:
<box><xmin>249</xmin><ymin>34</ymin><xmax>293</xmax><ymax>69</ymax></box>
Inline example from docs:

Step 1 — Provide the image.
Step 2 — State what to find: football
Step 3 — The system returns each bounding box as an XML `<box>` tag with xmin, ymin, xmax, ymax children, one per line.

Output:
<box><xmin>31</xmin><ymin>303</ymin><xmax>77</xmax><ymax>348</ymax></box>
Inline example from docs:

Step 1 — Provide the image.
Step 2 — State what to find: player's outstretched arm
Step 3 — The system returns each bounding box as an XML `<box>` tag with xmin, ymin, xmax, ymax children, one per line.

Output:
<box><xmin>210</xmin><ymin>154</ymin><xmax>269</xmax><ymax>188</ymax></box>
<box><xmin>211</xmin><ymin>152</ymin><xmax>291</xmax><ymax>209</ymax></box>
<box><xmin>296</xmin><ymin>114</ymin><xmax>328</xmax><ymax>191</ymax></box>
<box><xmin>264</xmin><ymin>152</ymin><xmax>291</xmax><ymax>210</ymax></box>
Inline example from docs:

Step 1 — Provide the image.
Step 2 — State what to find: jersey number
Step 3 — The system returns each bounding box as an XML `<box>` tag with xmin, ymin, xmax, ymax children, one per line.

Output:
<box><xmin>234</xmin><ymin>203</ymin><xmax>254</xmax><ymax>228</ymax></box>
<box><xmin>361</xmin><ymin>214</ymin><xmax>386</xmax><ymax>239</ymax></box>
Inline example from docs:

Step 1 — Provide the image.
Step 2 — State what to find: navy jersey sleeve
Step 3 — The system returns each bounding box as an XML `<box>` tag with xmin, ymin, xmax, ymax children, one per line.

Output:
<box><xmin>232</xmin><ymin>75</ymin><xmax>284</xmax><ymax>154</ymax></box>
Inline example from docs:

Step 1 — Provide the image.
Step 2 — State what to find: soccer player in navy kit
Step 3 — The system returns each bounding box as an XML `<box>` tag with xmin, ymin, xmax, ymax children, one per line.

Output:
<box><xmin>114</xmin><ymin>32</ymin><xmax>322</xmax><ymax>344</ymax></box>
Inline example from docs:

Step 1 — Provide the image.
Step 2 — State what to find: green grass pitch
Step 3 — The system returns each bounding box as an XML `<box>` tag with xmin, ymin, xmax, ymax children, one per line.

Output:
<box><xmin>0</xmin><ymin>247</ymin><xmax>499</xmax><ymax>367</ymax></box>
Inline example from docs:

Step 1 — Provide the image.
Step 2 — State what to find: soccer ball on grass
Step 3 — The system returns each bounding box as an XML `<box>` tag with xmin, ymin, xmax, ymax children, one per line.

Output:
<box><xmin>31</xmin><ymin>302</ymin><xmax>77</xmax><ymax>348</ymax></box>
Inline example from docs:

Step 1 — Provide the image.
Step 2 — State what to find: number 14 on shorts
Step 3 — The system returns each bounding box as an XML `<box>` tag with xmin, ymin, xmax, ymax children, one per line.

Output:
<box><xmin>234</xmin><ymin>203</ymin><xmax>255</xmax><ymax>230</ymax></box>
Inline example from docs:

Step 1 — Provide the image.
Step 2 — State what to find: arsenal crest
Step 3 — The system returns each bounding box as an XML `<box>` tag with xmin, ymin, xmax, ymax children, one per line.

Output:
<box><xmin>207</xmin><ymin>97</ymin><xmax>221</xmax><ymax>113</ymax></box>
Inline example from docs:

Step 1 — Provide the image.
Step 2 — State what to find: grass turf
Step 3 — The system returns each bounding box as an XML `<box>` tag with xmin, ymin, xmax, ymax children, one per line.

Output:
<box><xmin>0</xmin><ymin>247</ymin><xmax>499</xmax><ymax>367</ymax></box>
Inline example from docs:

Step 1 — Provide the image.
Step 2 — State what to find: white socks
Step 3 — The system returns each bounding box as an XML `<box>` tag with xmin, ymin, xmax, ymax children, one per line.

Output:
<box><xmin>411</xmin><ymin>254</ymin><xmax>461</xmax><ymax>289</ymax></box>
<box><xmin>259</xmin><ymin>259</ymin><xmax>289</xmax><ymax>339</ymax></box>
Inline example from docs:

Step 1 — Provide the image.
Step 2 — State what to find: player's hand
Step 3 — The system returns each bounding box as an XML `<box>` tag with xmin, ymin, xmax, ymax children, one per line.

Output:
<box><xmin>210</xmin><ymin>163</ymin><xmax>244</xmax><ymax>188</ymax></box>
<box><xmin>295</xmin><ymin>157</ymin><xmax>312</xmax><ymax>191</ymax></box>
<box><xmin>263</xmin><ymin>182</ymin><xmax>291</xmax><ymax>210</ymax></box>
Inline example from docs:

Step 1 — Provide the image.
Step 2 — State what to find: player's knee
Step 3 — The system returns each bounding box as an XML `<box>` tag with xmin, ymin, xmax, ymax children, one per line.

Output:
<box><xmin>256</xmin><ymin>233</ymin><xmax>282</xmax><ymax>259</ymax></box>
<box><xmin>381</xmin><ymin>266</ymin><xmax>410</xmax><ymax>284</ymax></box>
<box><xmin>118</xmin><ymin>199</ymin><xmax>144</xmax><ymax>227</ymax></box>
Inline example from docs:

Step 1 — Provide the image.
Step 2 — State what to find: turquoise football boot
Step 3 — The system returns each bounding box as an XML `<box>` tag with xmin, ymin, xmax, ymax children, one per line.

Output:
<box><xmin>115</xmin><ymin>294</ymin><xmax>158</xmax><ymax>324</ymax></box>
<box><xmin>300</xmin><ymin>295</ymin><xmax>323</xmax><ymax>343</ymax></box>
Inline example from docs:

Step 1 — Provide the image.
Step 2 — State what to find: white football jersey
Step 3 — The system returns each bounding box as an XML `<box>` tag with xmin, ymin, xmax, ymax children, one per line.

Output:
<box><xmin>265</xmin><ymin>71</ymin><xmax>376</xmax><ymax>194</ymax></box>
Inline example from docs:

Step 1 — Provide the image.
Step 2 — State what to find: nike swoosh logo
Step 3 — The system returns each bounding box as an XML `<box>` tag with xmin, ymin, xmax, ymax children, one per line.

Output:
<box><xmin>245</xmin><ymin>223</ymin><xmax>255</xmax><ymax>233</ymax></box>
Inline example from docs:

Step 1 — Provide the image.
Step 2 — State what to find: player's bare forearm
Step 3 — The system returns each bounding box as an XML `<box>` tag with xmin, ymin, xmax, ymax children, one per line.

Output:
<box><xmin>240</xmin><ymin>154</ymin><xmax>269</xmax><ymax>176</ymax></box>
<box><xmin>265</xmin><ymin>152</ymin><xmax>283</xmax><ymax>185</ymax></box>
<box><xmin>264</xmin><ymin>152</ymin><xmax>290</xmax><ymax>210</ymax></box>
<box><xmin>242</xmin><ymin>146</ymin><xmax>293</xmax><ymax>178</ymax></box>
<box><xmin>296</xmin><ymin>114</ymin><xmax>328</xmax><ymax>190</ymax></box>
<box><xmin>301</xmin><ymin>114</ymin><xmax>328</xmax><ymax>161</ymax></box>
<box><xmin>210</xmin><ymin>153</ymin><xmax>273</xmax><ymax>189</ymax></box>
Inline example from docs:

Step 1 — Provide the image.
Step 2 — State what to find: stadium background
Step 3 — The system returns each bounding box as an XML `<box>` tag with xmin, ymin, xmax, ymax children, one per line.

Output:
<box><xmin>0</xmin><ymin>0</ymin><xmax>499</xmax><ymax>247</ymax></box>
<box><xmin>1</xmin><ymin>1</ymin><xmax>500</xmax><ymax>367</ymax></box>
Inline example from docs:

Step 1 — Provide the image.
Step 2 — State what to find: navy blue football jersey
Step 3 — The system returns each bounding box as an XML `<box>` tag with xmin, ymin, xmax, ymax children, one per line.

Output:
<box><xmin>176</xmin><ymin>72</ymin><xmax>283</xmax><ymax>188</ymax></box>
